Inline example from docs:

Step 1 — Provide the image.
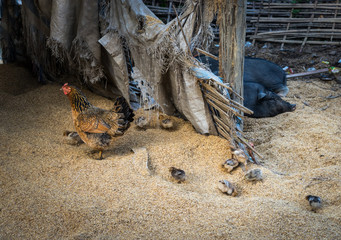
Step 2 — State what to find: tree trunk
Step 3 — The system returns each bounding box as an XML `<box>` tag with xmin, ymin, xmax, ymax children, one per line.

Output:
<box><xmin>218</xmin><ymin>0</ymin><xmax>246</xmax><ymax>104</ymax></box>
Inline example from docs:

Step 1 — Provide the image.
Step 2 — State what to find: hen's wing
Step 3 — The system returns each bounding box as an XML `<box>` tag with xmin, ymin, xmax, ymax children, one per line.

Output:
<box><xmin>76</xmin><ymin>108</ymin><xmax>122</xmax><ymax>135</ymax></box>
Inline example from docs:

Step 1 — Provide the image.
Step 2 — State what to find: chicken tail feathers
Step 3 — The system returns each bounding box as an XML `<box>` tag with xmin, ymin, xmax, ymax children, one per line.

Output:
<box><xmin>111</xmin><ymin>97</ymin><xmax>134</xmax><ymax>135</ymax></box>
<box><xmin>113</xmin><ymin>97</ymin><xmax>134</xmax><ymax>122</ymax></box>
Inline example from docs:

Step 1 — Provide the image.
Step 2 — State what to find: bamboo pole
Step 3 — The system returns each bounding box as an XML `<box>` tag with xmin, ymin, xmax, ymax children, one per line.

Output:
<box><xmin>201</xmin><ymin>82</ymin><xmax>229</xmax><ymax>102</ymax></box>
<box><xmin>203</xmin><ymin>95</ymin><xmax>235</xmax><ymax>122</ymax></box>
<box><xmin>257</xmin><ymin>29</ymin><xmax>341</xmax><ymax>35</ymax></box>
<box><xmin>204</xmin><ymin>86</ymin><xmax>252</xmax><ymax>115</ymax></box>
<box><xmin>300</xmin><ymin>0</ymin><xmax>318</xmax><ymax>52</ymax></box>
<box><xmin>229</xmin><ymin>98</ymin><xmax>253</xmax><ymax>115</ymax></box>
<box><xmin>213</xmin><ymin>115</ymin><xmax>231</xmax><ymax>133</ymax></box>
<box><xmin>254</xmin><ymin>32</ymin><xmax>341</xmax><ymax>38</ymax></box>
<box><xmin>264</xmin><ymin>3</ymin><xmax>341</xmax><ymax>9</ymax></box>
<box><xmin>195</xmin><ymin>48</ymin><xmax>219</xmax><ymax>61</ymax></box>
<box><xmin>201</xmin><ymin>81</ymin><xmax>245</xmax><ymax>108</ymax></box>
<box><xmin>198</xmin><ymin>78</ymin><xmax>244</xmax><ymax>101</ymax></box>
<box><xmin>249</xmin><ymin>22</ymin><xmax>341</xmax><ymax>29</ymax></box>
<box><xmin>331</xmin><ymin>0</ymin><xmax>339</xmax><ymax>42</ymax></box>
<box><xmin>205</xmin><ymin>93</ymin><xmax>244</xmax><ymax>118</ymax></box>
<box><xmin>250</xmin><ymin>38</ymin><xmax>341</xmax><ymax>45</ymax></box>
<box><xmin>280</xmin><ymin>7</ymin><xmax>293</xmax><ymax>50</ymax></box>
<box><xmin>236</xmin><ymin>135</ymin><xmax>263</xmax><ymax>160</ymax></box>
<box><xmin>252</xmin><ymin>0</ymin><xmax>264</xmax><ymax>45</ymax></box>
<box><xmin>167</xmin><ymin>1</ymin><xmax>173</xmax><ymax>23</ymax></box>
<box><xmin>214</xmin><ymin>120</ymin><xmax>234</xmax><ymax>144</ymax></box>
<box><xmin>286</xmin><ymin>68</ymin><xmax>329</xmax><ymax>79</ymax></box>
<box><xmin>250</xmin><ymin>17</ymin><xmax>341</xmax><ymax>23</ymax></box>
<box><xmin>205</xmin><ymin>92</ymin><xmax>244</xmax><ymax>118</ymax></box>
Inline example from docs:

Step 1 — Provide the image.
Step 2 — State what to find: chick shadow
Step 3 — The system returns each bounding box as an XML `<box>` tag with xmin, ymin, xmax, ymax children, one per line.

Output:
<box><xmin>134</xmin><ymin>121</ymin><xmax>180</xmax><ymax>132</ymax></box>
<box><xmin>62</xmin><ymin>115</ymin><xmax>183</xmax><ymax>161</ymax></box>
<box><xmin>62</xmin><ymin>130</ymin><xmax>133</xmax><ymax>160</ymax></box>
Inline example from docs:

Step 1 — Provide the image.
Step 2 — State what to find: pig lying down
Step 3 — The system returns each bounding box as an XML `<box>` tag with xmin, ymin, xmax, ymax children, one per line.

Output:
<box><xmin>196</xmin><ymin>56</ymin><xmax>296</xmax><ymax>118</ymax></box>
<box><xmin>243</xmin><ymin>57</ymin><xmax>289</xmax><ymax>97</ymax></box>
<box><xmin>244</xmin><ymin>82</ymin><xmax>296</xmax><ymax>118</ymax></box>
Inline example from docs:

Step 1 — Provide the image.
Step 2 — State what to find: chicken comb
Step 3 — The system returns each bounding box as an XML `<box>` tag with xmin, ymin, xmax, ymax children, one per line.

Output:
<box><xmin>60</xmin><ymin>83</ymin><xmax>69</xmax><ymax>94</ymax></box>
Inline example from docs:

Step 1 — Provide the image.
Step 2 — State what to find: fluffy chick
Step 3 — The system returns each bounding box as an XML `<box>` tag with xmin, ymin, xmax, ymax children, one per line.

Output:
<box><xmin>233</xmin><ymin>148</ymin><xmax>247</xmax><ymax>165</ymax></box>
<box><xmin>218</xmin><ymin>180</ymin><xmax>237</xmax><ymax>196</ymax></box>
<box><xmin>244</xmin><ymin>168</ymin><xmax>263</xmax><ymax>182</ymax></box>
<box><xmin>160</xmin><ymin>118</ymin><xmax>174</xmax><ymax>129</ymax></box>
<box><xmin>135</xmin><ymin>116</ymin><xmax>149</xmax><ymax>130</ymax></box>
<box><xmin>169</xmin><ymin>167</ymin><xmax>186</xmax><ymax>183</ymax></box>
<box><xmin>306</xmin><ymin>195</ymin><xmax>322</xmax><ymax>212</ymax></box>
<box><xmin>63</xmin><ymin>130</ymin><xmax>84</xmax><ymax>145</ymax></box>
<box><xmin>222</xmin><ymin>158</ymin><xmax>239</xmax><ymax>173</ymax></box>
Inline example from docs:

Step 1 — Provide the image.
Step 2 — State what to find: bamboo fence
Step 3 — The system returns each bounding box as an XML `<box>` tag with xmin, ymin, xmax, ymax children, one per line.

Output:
<box><xmin>144</xmin><ymin>0</ymin><xmax>341</xmax><ymax>48</ymax></box>
<box><xmin>247</xmin><ymin>0</ymin><xmax>341</xmax><ymax>49</ymax></box>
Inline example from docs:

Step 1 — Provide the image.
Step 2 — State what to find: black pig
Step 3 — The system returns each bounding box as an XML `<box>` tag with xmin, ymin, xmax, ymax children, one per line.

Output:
<box><xmin>196</xmin><ymin>55</ymin><xmax>295</xmax><ymax>118</ymax></box>
<box><xmin>244</xmin><ymin>57</ymin><xmax>289</xmax><ymax>97</ymax></box>
<box><xmin>196</xmin><ymin>56</ymin><xmax>289</xmax><ymax>97</ymax></box>
<box><xmin>244</xmin><ymin>82</ymin><xmax>296</xmax><ymax>118</ymax></box>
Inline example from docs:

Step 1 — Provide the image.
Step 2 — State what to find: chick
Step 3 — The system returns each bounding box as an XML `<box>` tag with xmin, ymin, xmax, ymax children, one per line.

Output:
<box><xmin>233</xmin><ymin>148</ymin><xmax>247</xmax><ymax>166</ymax></box>
<box><xmin>160</xmin><ymin>118</ymin><xmax>174</xmax><ymax>129</ymax></box>
<box><xmin>135</xmin><ymin>116</ymin><xmax>149</xmax><ymax>130</ymax></box>
<box><xmin>222</xmin><ymin>158</ymin><xmax>239</xmax><ymax>173</ymax></box>
<box><xmin>306</xmin><ymin>195</ymin><xmax>322</xmax><ymax>212</ymax></box>
<box><xmin>63</xmin><ymin>130</ymin><xmax>83</xmax><ymax>145</ymax></box>
<box><xmin>244</xmin><ymin>168</ymin><xmax>263</xmax><ymax>182</ymax></box>
<box><xmin>169</xmin><ymin>167</ymin><xmax>186</xmax><ymax>183</ymax></box>
<box><xmin>218</xmin><ymin>180</ymin><xmax>237</xmax><ymax>196</ymax></box>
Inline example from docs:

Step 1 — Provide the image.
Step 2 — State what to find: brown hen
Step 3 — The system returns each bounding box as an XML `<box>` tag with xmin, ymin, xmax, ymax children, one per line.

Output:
<box><xmin>61</xmin><ymin>83</ymin><xmax>134</xmax><ymax>159</ymax></box>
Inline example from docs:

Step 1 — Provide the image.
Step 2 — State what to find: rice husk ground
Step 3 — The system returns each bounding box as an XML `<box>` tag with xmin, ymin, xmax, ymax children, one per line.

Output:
<box><xmin>0</xmin><ymin>59</ymin><xmax>340</xmax><ymax>239</ymax></box>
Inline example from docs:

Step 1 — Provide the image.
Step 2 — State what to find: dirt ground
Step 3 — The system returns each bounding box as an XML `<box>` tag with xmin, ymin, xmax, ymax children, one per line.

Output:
<box><xmin>0</xmin><ymin>44</ymin><xmax>341</xmax><ymax>239</ymax></box>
